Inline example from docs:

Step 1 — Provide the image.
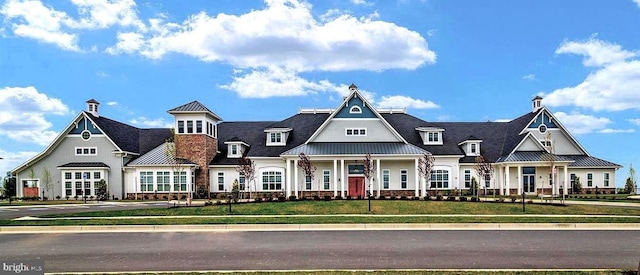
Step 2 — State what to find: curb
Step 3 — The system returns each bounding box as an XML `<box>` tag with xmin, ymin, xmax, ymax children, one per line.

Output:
<box><xmin>1</xmin><ymin>223</ymin><xmax>640</xmax><ymax>234</ymax></box>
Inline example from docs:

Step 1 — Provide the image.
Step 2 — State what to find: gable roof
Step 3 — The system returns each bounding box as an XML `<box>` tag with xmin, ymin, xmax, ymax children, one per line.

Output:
<box><xmin>127</xmin><ymin>142</ymin><xmax>197</xmax><ymax>166</ymax></box>
<box><xmin>518</xmin><ymin>107</ymin><xmax>589</xmax><ymax>156</ymax></box>
<box><xmin>305</xmin><ymin>88</ymin><xmax>407</xmax><ymax>144</ymax></box>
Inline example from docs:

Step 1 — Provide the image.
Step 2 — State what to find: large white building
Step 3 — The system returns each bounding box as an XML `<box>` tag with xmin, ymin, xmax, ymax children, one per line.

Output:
<box><xmin>11</xmin><ymin>85</ymin><xmax>620</xmax><ymax>199</ymax></box>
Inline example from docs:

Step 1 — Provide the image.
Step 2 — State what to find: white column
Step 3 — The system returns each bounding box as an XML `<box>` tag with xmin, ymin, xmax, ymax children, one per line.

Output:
<box><xmin>333</xmin><ymin>159</ymin><xmax>338</xmax><ymax>197</ymax></box>
<box><xmin>286</xmin><ymin>159</ymin><xmax>292</xmax><ymax>197</ymax></box>
<box><xmin>294</xmin><ymin>159</ymin><xmax>299</xmax><ymax>198</ymax></box>
<box><xmin>517</xmin><ymin>165</ymin><xmax>522</xmax><ymax>195</ymax></box>
<box><xmin>340</xmin><ymin>159</ymin><xmax>345</xmax><ymax>197</ymax></box>
<box><xmin>564</xmin><ymin>165</ymin><xmax>569</xmax><ymax>196</ymax></box>
<box><xmin>414</xmin><ymin>158</ymin><xmax>420</xmax><ymax>197</ymax></box>
<box><xmin>376</xmin><ymin>159</ymin><xmax>381</xmax><ymax>198</ymax></box>
<box><xmin>505</xmin><ymin>166</ymin><xmax>510</xmax><ymax>195</ymax></box>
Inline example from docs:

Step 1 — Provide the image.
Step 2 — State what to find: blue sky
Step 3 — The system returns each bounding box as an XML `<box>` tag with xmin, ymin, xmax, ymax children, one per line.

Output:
<box><xmin>1</xmin><ymin>0</ymin><xmax>639</xmax><ymax>186</ymax></box>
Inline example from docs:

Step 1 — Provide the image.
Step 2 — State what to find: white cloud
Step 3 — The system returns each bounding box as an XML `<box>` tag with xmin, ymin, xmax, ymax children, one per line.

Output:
<box><xmin>106</xmin><ymin>101</ymin><xmax>118</xmax><ymax>106</ymax></box>
<box><xmin>0</xmin><ymin>86</ymin><xmax>69</xmax><ymax>145</ymax></box>
<box><xmin>105</xmin><ymin>31</ymin><xmax>144</xmax><ymax>54</ymax></box>
<box><xmin>96</xmin><ymin>71</ymin><xmax>109</xmax><ymax>78</ymax></box>
<box><xmin>129</xmin><ymin>117</ymin><xmax>173</xmax><ymax>128</ymax></box>
<box><xmin>0</xmin><ymin>149</ymin><xmax>39</xmax><ymax>175</ymax></box>
<box><xmin>544</xmin><ymin>38</ymin><xmax>640</xmax><ymax>112</ymax></box>
<box><xmin>522</xmin><ymin>74</ymin><xmax>536</xmax><ymax>80</ymax></box>
<box><xmin>0</xmin><ymin>0</ymin><xmax>144</xmax><ymax>51</ymax></box>
<box><xmin>553</xmin><ymin>112</ymin><xmax>612</xmax><ymax>135</ymax></box>
<box><xmin>377</xmin><ymin>95</ymin><xmax>439</xmax><ymax>109</ymax></box>
<box><xmin>555</xmin><ymin>36</ymin><xmax>636</xmax><ymax>67</ymax></box>
<box><xmin>118</xmin><ymin>0</ymin><xmax>435</xmax><ymax>72</ymax></box>
<box><xmin>598</xmin><ymin>128</ymin><xmax>635</xmax><ymax>134</ymax></box>
<box><xmin>634</xmin><ymin>0</ymin><xmax>640</xmax><ymax>8</ymax></box>
<box><xmin>628</xmin><ymin>118</ymin><xmax>640</xmax><ymax>125</ymax></box>
<box><xmin>351</xmin><ymin>0</ymin><xmax>373</xmax><ymax>6</ymax></box>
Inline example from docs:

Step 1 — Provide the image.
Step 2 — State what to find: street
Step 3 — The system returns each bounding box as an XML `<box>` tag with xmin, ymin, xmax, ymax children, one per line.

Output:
<box><xmin>0</xmin><ymin>230</ymin><xmax>638</xmax><ymax>272</ymax></box>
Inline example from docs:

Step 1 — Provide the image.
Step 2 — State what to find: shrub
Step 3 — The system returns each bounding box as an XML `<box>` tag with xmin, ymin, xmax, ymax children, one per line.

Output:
<box><xmin>254</xmin><ymin>197</ymin><xmax>263</xmax><ymax>203</ymax></box>
<box><xmin>378</xmin><ymin>196</ymin><xmax>386</xmax><ymax>200</ymax></box>
<box><xmin>400</xmin><ymin>195</ymin><xmax>408</xmax><ymax>200</ymax></box>
<box><xmin>459</xmin><ymin>196</ymin><xmax>468</xmax><ymax>202</ymax></box>
<box><xmin>74</xmin><ymin>195</ymin><xmax>79</xmax><ymax>200</ymax></box>
<box><xmin>389</xmin><ymin>196</ymin><xmax>396</xmax><ymax>200</ymax></box>
<box><xmin>423</xmin><ymin>196</ymin><xmax>430</xmax><ymax>201</ymax></box>
<box><xmin>279</xmin><ymin>196</ymin><xmax>287</xmax><ymax>202</ymax></box>
<box><xmin>447</xmin><ymin>196</ymin><xmax>456</xmax><ymax>201</ymax></box>
<box><xmin>55</xmin><ymin>195</ymin><xmax>61</xmax><ymax>200</ymax></box>
<box><xmin>470</xmin><ymin>197</ymin><xmax>478</xmax><ymax>202</ymax></box>
<box><xmin>289</xmin><ymin>195</ymin><xmax>297</xmax><ymax>201</ymax></box>
<box><xmin>215</xmin><ymin>200</ymin><xmax>222</xmax><ymax>205</ymax></box>
<box><xmin>172</xmin><ymin>195</ymin><xmax>178</xmax><ymax>200</ymax></box>
<box><xmin>510</xmin><ymin>196</ymin><xmax>517</xmax><ymax>203</ymax></box>
<box><xmin>323</xmin><ymin>196</ymin><xmax>332</xmax><ymax>201</ymax></box>
<box><xmin>162</xmin><ymin>195</ymin><xmax>168</xmax><ymax>200</ymax></box>
<box><xmin>435</xmin><ymin>195</ymin><xmax>443</xmax><ymax>201</ymax></box>
<box><xmin>313</xmin><ymin>195</ymin><xmax>321</xmax><ymax>201</ymax></box>
<box><xmin>586</xmin><ymin>190</ymin><xmax>592</xmax><ymax>194</ymax></box>
<box><xmin>412</xmin><ymin>196</ymin><xmax>420</xmax><ymax>200</ymax></box>
<box><xmin>346</xmin><ymin>196</ymin><xmax>352</xmax><ymax>200</ymax></box>
<box><xmin>181</xmin><ymin>195</ymin><xmax>187</xmax><ymax>200</ymax></box>
<box><xmin>143</xmin><ymin>195</ymin><xmax>148</xmax><ymax>200</ymax></box>
<box><xmin>497</xmin><ymin>198</ymin><xmax>505</xmax><ymax>203</ymax></box>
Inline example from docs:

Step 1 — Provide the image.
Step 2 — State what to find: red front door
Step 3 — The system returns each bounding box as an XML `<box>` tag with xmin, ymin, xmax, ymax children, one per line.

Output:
<box><xmin>348</xmin><ymin>177</ymin><xmax>365</xmax><ymax>198</ymax></box>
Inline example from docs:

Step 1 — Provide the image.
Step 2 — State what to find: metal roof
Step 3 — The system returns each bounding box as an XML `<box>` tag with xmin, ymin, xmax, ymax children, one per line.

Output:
<box><xmin>281</xmin><ymin>142</ymin><xmax>430</xmax><ymax>156</ymax></box>
<box><xmin>58</xmin><ymin>162</ymin><xmax>110</xmax><ymax>168</ymax></box>
<box><xmin>496</xmin><ymin>151</ymin><xmax>574</xmax><ymax>163</ymax></box>
<box><xmin>127</xmin><ymin>142</ymin><xmax>197</xmax><ymax>166</ymax></box>
<box><xmin>564</xmin><ymin>155</ymin><xmax>621</xmax><ymax>168</ymax></box>
<box><xmin>167</xmin><ymin>100</ymin><xmax>222</xmax><ymax>120</ymax></box>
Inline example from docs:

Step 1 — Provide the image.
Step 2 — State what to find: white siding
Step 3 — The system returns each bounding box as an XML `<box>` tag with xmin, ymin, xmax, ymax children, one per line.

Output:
<box><xmin>313</xmin><ymin>119</ymin><xmax>401</xmax><ymax>142</ymax></box>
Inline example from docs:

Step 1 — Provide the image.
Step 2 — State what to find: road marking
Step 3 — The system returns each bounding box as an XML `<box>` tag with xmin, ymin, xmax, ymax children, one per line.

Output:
<box><xmin>97</xmin><ymin>205</ymin><xmax>114</xmax><ymax>208</ymax></box>
<box><xmin>28</xmin><ymin>208</ymin><xmax>49</xmax><ymax>211</ymax></box>
<box><xmin>0</xmin><ymin>208</ymin><xmax>19</xmax><ymax>212</ymax></box>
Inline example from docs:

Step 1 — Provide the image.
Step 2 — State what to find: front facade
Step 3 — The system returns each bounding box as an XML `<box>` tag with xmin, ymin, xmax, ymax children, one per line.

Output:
<box><xmin>11</xmin><ymin>85</ymin><xmax>621</xmax><ymax>200</ymax></box>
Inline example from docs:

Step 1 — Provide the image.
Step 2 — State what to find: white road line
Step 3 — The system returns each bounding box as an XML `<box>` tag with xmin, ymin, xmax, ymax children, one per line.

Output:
<box><xmin>0</xmin><ymin>208</ymin><xmax>19</xmax><ymax>212</ymax></box>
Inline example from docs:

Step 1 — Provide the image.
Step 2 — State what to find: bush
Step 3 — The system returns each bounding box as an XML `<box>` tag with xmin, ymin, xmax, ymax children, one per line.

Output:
<box><xmin>435</xmin><ymin>195</ymin><xmax>443</xmax><ymax>201</ymax></box>
<box><xmin>346</xmin><ymin>196</ymin><xmax>352</xmax><ymax>200</ymax></box>
<box><xmin>586</xmin><ymin>190</ymin><xmax>592</xmax><ymax>194</ymax></box>
<box><xmin>389</xmin><ymin>196</ymin><xmax>396</xmax><ymax>200</ymax></box>
<box><xmin>447</xmin><ymin>196</ymin><xmax>456</xmax><ymax>201</ymax></box>
<box><xmin>377</xmin><ymin>196</ymin><xmax>386</xmax><ymax>200</ymax></box>
<box><xmin>289</xmin><ymin>195</ymin><xmax>297</xmax><ymax>201</ymax></box>
<box><xmin>497</xmin><ymin>198</ymin><xmax>505</xmax><ymax>203</ymax></box>
<box><xmin>215</xmin><ymin>200</ymin><xmax>222</xmax><ymax>205</ymax></box>
<box><xmin>323</xmin><ymin>196</ymin><xmax>332</xmax><ymax>201</ymax></box>
<box><xmin>143</xmin><ymin>195</ymin><xmax>148</xmax><ymax>200</ymax></box>
<box><xmin>423</xmin><ymin>196</ymin><xmax>430</xmax><ymax>201</ymax></box>
<box><xmin>254</xmin><ymin>197</ymin><xmax>263</xmax><ymax>203</ymax></box>
<box><xmin>400</xmin><ymin>195</ymin><xmax>408</xmax><ymax>200</ymax></box>
<box><xmin>278</xmin><ymin>196</ymin><xmax>287</xmax><ymax>202</ymax></box>
<box><xmin>459</xmin><ymin>196</ymin><xmax>468</xmax><ymax>202</ymax></box>
<box><xmin>55</xmin><ymin>195</ymin><xmax>61</xmax><ymax>200</ymax></box>
<box><xmin>162</xmin><ymin>195</ymin><xmax>168</xmax><ymax>200</ymax></box>
<box><xmin>412</xmin><ymin>196</ymin><xmax>420</xmax><ymax>200</ymax></box>
<box><xmin>510</xmin><ymin>196</ymin><xmax>517</xmax><ymax>203</ymax></box>
<box><xmin>470</xmin><ymin>197</ymin><xmax>478</xmax><ymax>202</ymax></box>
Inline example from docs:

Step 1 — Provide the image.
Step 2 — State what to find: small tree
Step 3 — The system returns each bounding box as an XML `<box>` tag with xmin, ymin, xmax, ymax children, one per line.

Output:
<box><xmin>3</xmin><ymin>177</ymin><xmax>16</xmax><ymax>197</ymax></box>
<box><xmin>231</xmin><ymin>179</ymin><xmax>240</xmax><ymax>202</ymax></box>
<box><xmin>474</xmin><ymin>155</ymin><xmax>494</xmax><ymax>198</ymax></box>
<box><xmin>297</xmin><ymin>153</ymin><xmax>317</xmax><ymax>198</ymax></box>
<box><xmin>164</xmin><ymin>132</ymin><xmax>186</xmax><ymax>205</ymax></box>
<box><xmin>95</xmin><ymin>179</ymin><xmax>108</xmax><ymax>201</ymax></box>
<box><xmin>624</xmin><ymin>164</ymin><xmax>637</xmax><ymax>194</ymax></box>
<box><xmin>573</xmin><ymin>176</ymin><xmax>583</xmax><ymax>194</ymax></box>
<box><xmin>417</xmin><ymin>153</ymin><xmax>435</xmax><ymax>197</ymax></box>
<box><xmin>362</xmin><ymin>154</ymin><xmax>376</xmax><ymax>198</ymax></box>
<box><xmin>41</xmin><ymin>167</ymin><xmax>54</xmax><ymax>199</ymax></box>
<box><xmin>542</xmin><ymin>132</ymin><xmax>557</xmax><ymax>196</ymax></box>
<box><xmin>236</xmin><ymin>156</ymin><xmax>256</xmax><ymax>199</ymax></box>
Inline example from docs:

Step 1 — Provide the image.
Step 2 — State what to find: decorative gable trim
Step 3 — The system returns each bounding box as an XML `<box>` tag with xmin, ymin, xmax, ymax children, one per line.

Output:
<box><xmin>518</xmin><ymin>107</ymin><xmax>589</xmax><ymax>156</ymax></box>
<box><xmin>305</xmin><ymin>87</ymin><xmax>407</xmax><ymax>144</ymax></box>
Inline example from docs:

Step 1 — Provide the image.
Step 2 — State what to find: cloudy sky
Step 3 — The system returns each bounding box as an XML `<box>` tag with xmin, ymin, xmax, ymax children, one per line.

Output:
<box><xmin>1</xmin><ymin>0</ymin><xmax>639</xmax><ymax>186</ymax></box>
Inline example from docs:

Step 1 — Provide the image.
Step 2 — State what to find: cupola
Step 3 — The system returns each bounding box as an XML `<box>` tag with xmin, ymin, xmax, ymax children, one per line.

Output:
<box><xmin>532</xmin><ymin>96</ymin><xmax>543</xmax><ymax>113</ymax></box>
<box><xmin>86</xmin><ymin>99</ymin><xmax>100</xmax><ymax>117</ymax></box>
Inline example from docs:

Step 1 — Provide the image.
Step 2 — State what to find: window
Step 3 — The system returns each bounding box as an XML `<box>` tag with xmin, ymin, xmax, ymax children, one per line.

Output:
<box><xmin>349</xmin><ymin>106</ymin><xmax>362</xmax><ymax>114</ymax></box>
<box><xmin>464</xmin><ymin>170</ymin><xmax>471</xmax><ymax>188</ymax></box>
<box><xmin>549</xmin><ymin>173</ymin><xmax>553</xmax><ymax>185</ymax></box>
<box><xmin>94</xmin><ymin>172</ymin><xmax>100</xmax><ymax>179</ymax></box>
<box><xmin>75</xmin><ymin>181</ymin><xmax>82</xmax><ymax>197</ymax></box>
<box><xmin>470</xmin><ymin>143</ymin><xmax>477</xmax><ymax>154</ymax></box>
<box><xmin>382</xmin><ymin>170</ymin><xmax>390</xmax><ymax>189</ymax></box>
<box><xmin>587</xmin><ymin>173</ymin><xmax>593</xmax><ymax>187</ymax></box>
<box><xmin>540</xmin><ymin>140</ymin><xmax>552</xmax><ymax>147</ymax></box>
<box><xmin>187</xmin><ymin>121</ymin><xmax>193</xmax><ymax>133</ymax></box>
<box><xmin>570</xmin><ymin>173</ymin><xmax>576</xmax><ymax>188</ymax></box>
<box><xmin>156</xmin><ymin>172</ymin><xmax>170</xmax><ymax>192</ymax></box>
<box><xmin>230</xmin><ymin>144</ymin><xmax>239</xmax><ymax>156</ymax></box>
<box><xmin>305</xmin><ymin>176</ymin><xmax>312</xmax><ymax>190</ymax></box>
<box><xmin>323</xmin><ymin>170</ymin><xmax>330</xmax><ymax>190</ymax></box>
<box><xmin>346</xmin><ymin>128</ymin><xmax>366</xmax><ymax>136</ymax></box>
<box><xmin>262</xmin><ymin>171</ymin><xmax>282</xmax><ymax>191</ymax></box>
<box><xmin>81</xmin><ymin>130</ymin><xmax>91</xmax><ymax>141</ymax></box>
<box><xmin>428</xmin><ymin>132</ymin><xmax>440</xmax><ymax>143</ymax></box>
<box><xmin>400</xmin><ymin>170</ymin><xmax>408</xmax><ymax>189</ymax></box>
<box><xmin>539</xmin><ymin>124</ymin><xmax>547</xmax><ymax>133</ymax></box>
<box><xmin>430</xmin><ymin>170</ymin><xmax>449</xmax><ymax>189</ymax></box>
<box><xmin>178</xmin><ymin>121</ymin><xmax>184</xmax><ymax>134</ymax></box>
<box><xmin>65</xmin><ymin>181</ymin><xmax>72</xmax><ymax>196</ymax></box>
<box><xmin>484</xmin><ymin>174</ymin><xmax>490</xmax><ymax>188</ymax></box>
<box><xmin>140</xmin><ymin>171</ymin><xmax>154</xmax><ymax>192</ymax></box>
<box><xmin>75</xmin><ymin>172</ymin><xmax>82</xmax><ymax>180</ymax></box>
<box><xmin>209</xmin><ymin>123</ymin><xmax>214</xmax><ymax>137</ymax></box>
<box><xmin>75</xmin><ymin>147</ymin><xmax>97</xmax><ymax>156</ymax></box>
<box><xmin>173</xmin><ymin>171</ymin><xmax>187</xmax><ymax>192</ymax></box>
<box><xmin>196</xmin><ymin>120</ymin><xmax>202</xmax><ymax>133</ymax></box>
<box><xmin>604</xmin><ymin>172</ymin><xmax>610</xmax><ymax>187</ymax></box>
<box><xmin>239</xmin><ymin>172</ymin><xmax>245</xmax><ymax>191</ymax></box>
<box><xmin>270</xmin><ymin>132</ymin><xmax>282</xmax><ymax>143</ymax></box>
<box><xmin>83</xmin><ymin>172</ymin><xmax>91</xmax><ymax>181</ymax></box>
<box><xmin>216</xmin><ymin>172</ymin><xmax>224</xmax><ymax>191</ymax></box>
<box><xmin>65</xmin><ymin>172</ymin><xmax>72</xmax><ymax>180</ymax></box>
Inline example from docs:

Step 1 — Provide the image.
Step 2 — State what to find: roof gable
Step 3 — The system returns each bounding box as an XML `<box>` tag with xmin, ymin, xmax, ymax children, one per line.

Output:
<box><xmin>305</xmin><ymin>87</ymin><xmax>407</xmax><ymax>144</ymax></box>
<box><xmin>518</xmin><ymin>107</ymin><xmax>589</xmax><ymax>156</ymax></box>
<box><xmin>512</xmin><ymin>132</ymin><xmax>547</xmax><ymax>153</ymax></box>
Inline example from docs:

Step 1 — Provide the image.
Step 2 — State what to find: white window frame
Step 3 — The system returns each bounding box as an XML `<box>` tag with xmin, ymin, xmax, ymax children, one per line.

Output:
<box><xmin>464</xmin><ymin>170</ymin><xmax>471</xmax><ymax>188</ymax></box>
<box><xmin>75</xmin><ymin>147</ymin><xmax>98</xmax><ymax>156</ymax></box>
<box><xmin>217</xmin><ymin>172</ymin><xmax>225</xmax><ymax>191</ymax></box>
<box><xmin>425</xmin><ymin>132</ymin><xmax>442</xmax><ymax>145</ymax></box>
<box><xmin>382</xmin><ymin>169</ymin><xmax>390</xmax><ymax>189</ymax></box>
<box><xmin>430</xmin><ymin>169</ymin><xmax>450</xmax><ymax>189</ymax></box>
<box><xmin>603</xmin><ymin>172</ymin><xmax>610</xmax><ymax>187</ymax></box>
<box><xmin>470</xmin><ymin>143</ymin><xmax>478</xmax><ymax>155</ymax></box>
<box><xmin>323</xmin><ymin>170</ymin><xmax>331</xmax><ymax>190</ymax></box>
<box><xmin>400</xmin><ymin>170</ymin><xmax>408</xmax><ymax>189</ymax></box>
<box><xmin>266</xmin><ymin>132</ymin><xmax>286</xmax><ymax>146</ymax></box>
<box><xmin>587</xmin><ymin>173</ymin><xmax>593</xmax><ymax>187</ymax></box>
<box><xmin>349</xmin><ymin>106</ymin><xmax>362</xmax><ymax>114</ymax></box>
<box><xmin>345</xmin><ymin>128</ymin><xmax>367</xmax><ymax>136</ymax></box>
<box><xmin>262</xmin><ymin>171</ymin><xmax>283</xmax><ymax>191</ymax></box>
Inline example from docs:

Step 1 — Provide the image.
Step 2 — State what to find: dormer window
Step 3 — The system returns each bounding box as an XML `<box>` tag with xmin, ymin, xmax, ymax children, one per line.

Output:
<box><xmin>470</xmin><ymin>143</ymin><xmax>477</xmax><ymax>154</ymax></box>
<box><xmin>265</xmin><ymin>128</ymin><xmax>291</xmax><ymax>146</ymax></box>
<box><xmin>458</xmin><ymin>138</ymin><xmax>482</xmax><ymax>156</ymax></box>
<box><xmin>231</xmin><ymin>144</ymin><xmax>238</xmax><ymax>155</ymax></box>
<box><xmin>416</xmin><ymin>127</ymin><xmax>445</xmax><ymax>145</ymax></box>
<box><xmin>349</xmin><ymin>106</ymin><xmax>362</xmax><ymax>114</ymax></box>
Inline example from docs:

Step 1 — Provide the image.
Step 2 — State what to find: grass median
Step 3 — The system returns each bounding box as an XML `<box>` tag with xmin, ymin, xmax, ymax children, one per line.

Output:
<box><xmin>1</xmin><ymin>200</ymin><xmax>639</xmax><ymax>226</ymax></box>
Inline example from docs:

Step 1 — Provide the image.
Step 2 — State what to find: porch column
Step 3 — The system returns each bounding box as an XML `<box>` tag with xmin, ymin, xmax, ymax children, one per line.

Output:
<box><xmin>294</xmin><ymin>159</ymin><xmax>299</xmax><ymax>198</ymax></box>
<box><xmin>517</xmin><ymin>165</ymin><xmax>522</xmax><ymax>195</ymax></box>
<box><xmin>333</xmin><ymin>159</ymin><xmax>338</xmax><ymax>197</ymax></box>
<box><xmin>286</xmin><ymin>159</ymin><xmax>292</xmax><ymax>197</ymax></box>
<box><xmin>414</xmin><ymin>158</ymin><xmax>420</xmax><ymax>197</ymax></box>
<box><xmin>340</xmin><ymin>159</ymin><xmax>345</xmax><ymax>197</ymax></box>
<box><xmin>376</xmin><ymin>158</ymin><xmax>381</xmax><ymax>198</ymax></box>
<box><xmin>505</xmin><ymin>166</ymin><xmax>510</xmax><ymax>196</ymax></box>
<box><xmin>564</xmin><ymin>165</ymin><xmax>569</xmax><ymax>196</ymax></box>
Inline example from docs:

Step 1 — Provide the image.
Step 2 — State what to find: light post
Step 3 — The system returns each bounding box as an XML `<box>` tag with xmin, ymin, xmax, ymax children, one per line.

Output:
<box><xmin>367</xmin><ymin>183</ymin><xmax>372</xmax><ymax>212</ymax></box>
<box><xmin>82</xmin><ymin>173</ymin><xmax>87</xmax><ymax>203</ymax></box>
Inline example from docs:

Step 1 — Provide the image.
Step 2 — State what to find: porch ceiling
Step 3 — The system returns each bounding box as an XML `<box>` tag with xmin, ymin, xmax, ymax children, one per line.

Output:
<box><xmin>281</xmin><ymin>142</ymin><xmax>430</xmax><ymax>156</ymax></box>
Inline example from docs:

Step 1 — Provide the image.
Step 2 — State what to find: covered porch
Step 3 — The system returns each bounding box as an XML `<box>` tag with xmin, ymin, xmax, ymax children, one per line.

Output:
<box><xmin>497</xmin><ymin>152</ymin><xmax>574</xmax><ymax>196</ymax></box>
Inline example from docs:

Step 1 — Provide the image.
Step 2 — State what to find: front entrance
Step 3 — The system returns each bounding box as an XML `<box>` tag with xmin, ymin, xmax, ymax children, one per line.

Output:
<box><xmin>348</xmin><ymin>177</ymin><xmax>365</xmax><ymax>198</ymax></box>
<box><xmin>523</xmin><ymin>174</ymin><xmax>535</xmax><ymax>193</ymax></box>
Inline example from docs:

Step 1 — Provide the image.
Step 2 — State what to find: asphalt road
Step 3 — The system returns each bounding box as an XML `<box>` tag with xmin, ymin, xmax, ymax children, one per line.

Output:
<box><xmin>0</xmin><ymin>201</ymin><xmax>174</xmax><ymax>219</ymax></box>
<box><xmin>1</xmin><ymin>230</ymin><xmax>638</xmax><ymax>272</ymax></box>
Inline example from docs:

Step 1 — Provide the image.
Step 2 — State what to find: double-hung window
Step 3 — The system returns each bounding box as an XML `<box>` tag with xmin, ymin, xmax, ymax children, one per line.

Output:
<box><xmin>218</xmin><ymin>172</ymin><xmax>225</xmax><ymax>191</ymax></box>
<box><xmin>400</xmin><ymin>170</ymin><xmax>408</xmax><ymax>189</ymax></box>
<box><xmin>382</xmin><ymin>170</ymin><xmax>390</xmax><ymax>189</ymax></box>
<box><xmin>323</xmin><ymin>170</ymin><xmax>330</xmax><ymax>190</ymax></box>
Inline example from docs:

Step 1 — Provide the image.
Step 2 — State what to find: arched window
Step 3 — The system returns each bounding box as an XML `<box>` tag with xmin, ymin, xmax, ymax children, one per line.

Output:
<box><xmin>349</xmin><ymin>106</ymin><xmax>362</xmax><ymax>114</ymax></box>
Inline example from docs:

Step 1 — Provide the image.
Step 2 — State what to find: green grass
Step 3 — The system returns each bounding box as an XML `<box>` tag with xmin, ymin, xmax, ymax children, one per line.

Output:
<box><xmin>42</xmin><ymin>200</ymin><xmax>640</xmax><ymax>217</ymax></box>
